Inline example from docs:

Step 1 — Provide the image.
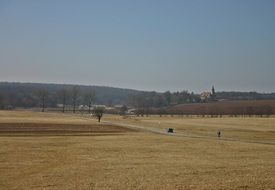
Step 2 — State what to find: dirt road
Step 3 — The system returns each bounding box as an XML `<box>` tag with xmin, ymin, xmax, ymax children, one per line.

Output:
<box><xmin>103</xmin><ymin>120</ymin><xmax>275</xmax><ymax>146</ymax></box>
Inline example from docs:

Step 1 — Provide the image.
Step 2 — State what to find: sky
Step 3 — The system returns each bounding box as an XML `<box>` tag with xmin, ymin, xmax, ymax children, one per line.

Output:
<box><xmin>0</xmin><ymin>0</ymin><xmax>274</xmax><ymax>93</ymax></box>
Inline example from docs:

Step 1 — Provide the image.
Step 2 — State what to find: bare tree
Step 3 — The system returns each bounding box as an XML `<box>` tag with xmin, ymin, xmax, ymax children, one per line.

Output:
<box><xmin>57</xmin><ymin>88</ymin><xmax>68</xmax><ymax>113</ymax></box>
<box><xmin>71</xmin><ymin>86</ymin><xmax>80</xmax><ymax>113</ymax></box>
<box><xmin>94</xmin><ymin>107</ymin><xmax>104</xmax><ymax>122</ymax></box>
<box><xmin>35</xmin><ymin>88</ymin><xmax>48</xmax><ymax>112</ymax></box>
<box><xmin>84</xmin><ymin>89</ymin><xmax>96</xmax><ymax>113</ymax></box>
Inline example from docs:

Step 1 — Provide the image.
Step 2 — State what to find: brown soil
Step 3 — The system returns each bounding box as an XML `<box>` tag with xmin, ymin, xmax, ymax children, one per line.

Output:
<box><xmin>0</xmin><ymin>123</ymin><xmax>136</xmax><ymax>134</ymax></box>
<box><xmin>169</xmin><ymin>100</ymin><xmax>275</xmax><ymax>115</ymax></box>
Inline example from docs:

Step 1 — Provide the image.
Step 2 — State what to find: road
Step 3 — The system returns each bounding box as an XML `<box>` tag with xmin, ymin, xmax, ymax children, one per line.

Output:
<box><xmin>103</xmin><ymin>120</ymin><xmax>275</xmax><ymax>146</ymax></box>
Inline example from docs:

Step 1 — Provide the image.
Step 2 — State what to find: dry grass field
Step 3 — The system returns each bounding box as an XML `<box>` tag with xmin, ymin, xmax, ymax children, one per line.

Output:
<box><xmin>106</xmin><ymin>114</ymin><xmax>275</xmax><ymax>144</ymax></box>
<box><xmin>1</xmin><ymin>111</ymin><xmax>275</xmax><ymax>189</ymax></box>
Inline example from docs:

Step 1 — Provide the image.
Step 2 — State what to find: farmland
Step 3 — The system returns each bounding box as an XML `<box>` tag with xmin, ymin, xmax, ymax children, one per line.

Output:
<box><xmin>168</xmin><ymin>100</ymin><xmax>275</xmax><ymax>115</ymax></box>
<box><xmin>0</xmin><ymin>110</ymin><xmax>275</xmax><ymax>189</ymax></box>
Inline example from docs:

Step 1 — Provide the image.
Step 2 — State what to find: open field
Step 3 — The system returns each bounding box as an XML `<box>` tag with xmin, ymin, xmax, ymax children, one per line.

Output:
<box><xmin>169</xmin><ymin>100</ymin><xmax>275</xmax><ymax>115</ymax></box>
<box><xmin>105</xmin><ymin>114</ymin><xmax>275</xmax><ymax>145</ymax></box>
<box><xmin>0</xmin><ymin>111</ymin><xmax>135</xmax><ymax>136</ymax></box>
<box><xmin>1</xmin><ymin>111</ymin><xmax>275</xmax><ymax>189</ymax></box>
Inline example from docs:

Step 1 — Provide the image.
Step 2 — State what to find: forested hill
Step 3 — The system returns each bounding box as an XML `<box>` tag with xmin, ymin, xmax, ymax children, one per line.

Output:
<box><xmin>0</xmin><ymin>82</ymin><xmax>142</xmax><ymax>108</ymax></box>
<box><xmin>0</xmin><ymin>82</ymin><xmax>275</xmax><ymax>109</ymax></box>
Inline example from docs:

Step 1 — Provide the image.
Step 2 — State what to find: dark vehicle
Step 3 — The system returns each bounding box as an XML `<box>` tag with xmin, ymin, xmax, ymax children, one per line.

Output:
<box><xmin>166</xmin><ymin>128</ymin><xmax>174</xmax><ymax>133</ymax></box>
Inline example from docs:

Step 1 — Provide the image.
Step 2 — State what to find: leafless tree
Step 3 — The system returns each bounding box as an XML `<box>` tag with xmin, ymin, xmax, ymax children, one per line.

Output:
<box><xmin>35</xmin><ymin>88</ymin><xmax>48</xmax><ymax>112</ymax></box>
<box><xmin>84</xmin><ymin>89</ymin><xmax>96</xmax><ymax>113</ymax></box>
<box><xmin>57</xmin><ymin>88</ymin><xmax>68</xmax><ymax>113</ymax></box>
<box><xmin>71</xmin><ymin>86</ymin><xmax>80</xmax><ymax>113</ymax></box>
<box><xmin>94</xmin><ymin>107</ymin><xmax>104</xmax><ymax>122</ymax></box>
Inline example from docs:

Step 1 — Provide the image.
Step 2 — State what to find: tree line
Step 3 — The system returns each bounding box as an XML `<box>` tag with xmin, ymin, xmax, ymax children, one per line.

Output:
<box><xmin>127</xmin><ymin>91</ymin><xmax>201</xmax><ymax>116</ymax></box>
<box><xmin>0</xmin><ymin>82</ymin><xmax>275</xmax><ymax>116</ymax></box>
<box><xmin>21</xmin><ymin>86</ymin><xmax>96</xmax><ymax>113</ymax></box>
<box><xmin>0</xmin><ymin>82</ymin><xmax>140</xmax><ymax>109</ymax></box>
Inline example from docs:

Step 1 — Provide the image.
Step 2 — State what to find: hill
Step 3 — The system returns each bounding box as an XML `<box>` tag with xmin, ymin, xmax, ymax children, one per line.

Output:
<box><xmin>1</xmin><ymin>82</ymin><xmax>275</xmax><ymax>110</ymax></box>
<box><xmin>0</xmin><ymin>82</ymin><xmax>142</xmax><ymax>108</ymax></box>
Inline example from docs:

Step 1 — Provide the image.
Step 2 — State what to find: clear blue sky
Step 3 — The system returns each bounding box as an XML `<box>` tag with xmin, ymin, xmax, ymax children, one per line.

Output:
<box><xmin>0</xmin><ymin>0</ymin><xmax>274</xmax><ymax>92</ymax></box>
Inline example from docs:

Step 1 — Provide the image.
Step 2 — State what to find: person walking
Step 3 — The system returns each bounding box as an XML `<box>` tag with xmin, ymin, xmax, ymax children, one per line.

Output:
<box><xmin>217</xmin><ymin>130</ymin><xmax>221</xmax><ymax>137</ymax></box>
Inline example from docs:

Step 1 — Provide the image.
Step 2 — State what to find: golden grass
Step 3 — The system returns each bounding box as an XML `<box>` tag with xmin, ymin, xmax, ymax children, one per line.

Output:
<box><xmin>0</xmin><ymin>111</ymin><xmax>275</xmax><ymax>189</ymax></box>
<box><xmin>105</xmin><ymin>114</ymin><xmax>275</xmax><ymax>144</ymax></box>
<box><xmin>0</xmin><ymin>110</ymin><xmax>97</xmax><ymax>125</ymax></box>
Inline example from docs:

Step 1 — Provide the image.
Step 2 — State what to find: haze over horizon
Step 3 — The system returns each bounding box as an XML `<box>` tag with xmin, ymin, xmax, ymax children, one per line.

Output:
<box><xmin>0</xmin><ymin>0</ymin><xmax>274</xmax><ymax>93</ymax></box>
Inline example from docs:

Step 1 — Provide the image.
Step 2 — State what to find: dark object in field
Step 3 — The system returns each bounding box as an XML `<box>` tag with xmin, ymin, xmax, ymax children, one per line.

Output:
<box><xmin>94</xmin><ymin>107</ymin><xmax>105</xmax><ymax>122</ymax></box>
<box><xmin>217</xmin><ymin>130</ymin><xmax>221</xmax><ymax>137</ymax></box>
<box><xmin>166</xmin><ymin>128</ymin><xmax>174</xmax><ymax>133</ymax></box>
